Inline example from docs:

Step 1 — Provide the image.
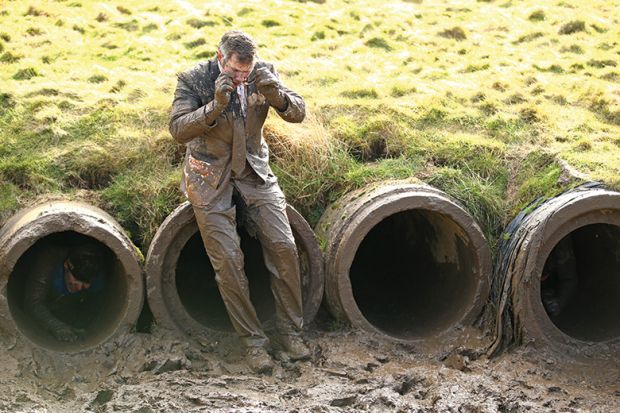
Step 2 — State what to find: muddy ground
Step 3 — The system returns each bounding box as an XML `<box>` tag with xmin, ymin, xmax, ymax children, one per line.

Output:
<box><xmin>0</xmin><ymin>315</ymin><xmax>618</xmax><ymax>413</ymax></box>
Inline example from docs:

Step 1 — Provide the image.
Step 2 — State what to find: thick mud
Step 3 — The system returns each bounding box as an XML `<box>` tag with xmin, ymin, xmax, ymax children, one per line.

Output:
<box><xmin>0</xmin><ymin>319</ymin><xmax>617</xmax><ymax>412</ymax></box>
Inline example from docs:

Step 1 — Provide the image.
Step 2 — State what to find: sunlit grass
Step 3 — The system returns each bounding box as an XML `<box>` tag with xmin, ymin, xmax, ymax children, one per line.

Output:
<box><xmin>1</xmin><ymin>0</ymin><xmax>619</xmax><ymax>247</ymax></box>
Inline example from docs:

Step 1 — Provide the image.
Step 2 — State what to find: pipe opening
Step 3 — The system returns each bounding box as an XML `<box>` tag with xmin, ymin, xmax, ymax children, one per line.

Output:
<box><xmin>6</xmin><ymin>231</ymin><xmax>127</xmax><ymax>352</ymax></box>
<box><xmin>175</xmin><ymin>228</ymin><xmax>275</xmax><ymax>332</ymax></box>
<box><xmin>541</xmin><ymin>224</ymin><xmax>620</xmax><ymax>342</ymax></box>
<box><xmin>350</xmin><ymin>209</ymin><xmax>478</xmax><ymax>339</ymax></box>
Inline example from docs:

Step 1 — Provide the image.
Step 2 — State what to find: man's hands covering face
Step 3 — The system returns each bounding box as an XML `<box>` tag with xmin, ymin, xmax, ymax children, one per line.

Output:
<box><xmin>254</xmin><ymin>67</ymin><xmax>287</xmax><ymax>110</ymax></box>
<box><xmin>214</xmin><ymin>72</ymin><xmax>234</xmax><ymax>109</ymax></box>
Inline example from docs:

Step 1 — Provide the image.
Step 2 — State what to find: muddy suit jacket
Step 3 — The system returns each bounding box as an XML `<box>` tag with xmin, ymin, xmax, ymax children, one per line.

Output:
<box><xmin>169</xmin><ymin>58</ymin><xmax>305</xmax><ymax>206</ymax></box>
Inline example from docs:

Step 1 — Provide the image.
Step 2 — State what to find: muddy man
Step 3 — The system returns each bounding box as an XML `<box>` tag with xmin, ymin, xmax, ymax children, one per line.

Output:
<box><xmin>25</xmin><ymin>243</ymin><xmax>105</xmax><ymax>342</ymax></box>
<box><xmin>169</xmin><ymin>30</ymin><xmax>310</xmax><ymax>373</ymax></box>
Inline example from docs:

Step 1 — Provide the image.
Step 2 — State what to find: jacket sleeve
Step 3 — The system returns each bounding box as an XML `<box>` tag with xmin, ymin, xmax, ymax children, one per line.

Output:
<box><xmin>24</xmin><ymin>249</ymin><xmax>72</xmax><ymax>334</ymax></box>
<box><xmin>269</xmin><ymin>64</ymin><xmax>306</xmax><ymax>123</ymax></box>
<box><xmin>169</xmin><ymin>74</ymin><xmax>221</xmax><ymax>144</ymax></box>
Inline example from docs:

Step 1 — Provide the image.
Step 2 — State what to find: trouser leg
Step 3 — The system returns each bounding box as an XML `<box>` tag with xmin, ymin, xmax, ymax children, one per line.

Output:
<box><xmin>193</xmin><ymin>200</ymin><xmax>268</xmax><ymax>348</ymax></box>
<box><xmin>235</xmin><ymin>177</ymin><xmax>304</xmax><ymax>336</ymax></box>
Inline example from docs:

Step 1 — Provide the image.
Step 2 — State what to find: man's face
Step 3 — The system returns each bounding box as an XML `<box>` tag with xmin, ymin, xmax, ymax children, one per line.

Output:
<box><xmin>64</xmin><ymin>261</ymin><xmax>91</xmax><ymax>293</ymax></box>
<box><xmin>218</xmin><ymin>51</ymin><xmax>254</xmax><ymax>86</ymax></box>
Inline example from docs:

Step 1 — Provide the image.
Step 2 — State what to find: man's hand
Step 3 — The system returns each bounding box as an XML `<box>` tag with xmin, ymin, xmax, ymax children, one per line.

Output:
<box><xmin>254</xmin><ymin>67</ymin><xmax>287</xmax><ymax>111</ymax></box>
<box><xmin>54</xmin><ymin>326</ymin><xmax>85</xmax><ymax>342</ymax></box>
<box><xmin>214</xmin><ymin>72</ymin><xmax>234</xmax><ymax>109</ymax></box>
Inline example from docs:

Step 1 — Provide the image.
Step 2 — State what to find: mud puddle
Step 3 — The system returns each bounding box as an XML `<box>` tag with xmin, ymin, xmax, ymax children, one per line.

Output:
<box><xmin>0</xmin><ymin>324</ymin><xmax>618</xmax><ymax>412</ymax></box>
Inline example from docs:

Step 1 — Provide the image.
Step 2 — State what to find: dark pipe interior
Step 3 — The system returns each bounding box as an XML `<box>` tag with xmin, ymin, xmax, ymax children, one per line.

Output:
<box><xmin>175</xmin><ymin>228</ymin><xmax>275</xmax><ymax>332</ymax></box>
<box><xmin>350</xmin><ymin>210</ymin><xmax>478</xmax><ymax>339</ymax></box>
<box><xmin>7</xmin><ymin>231</ymin><xmax>126</xmax><ymax>351</ymax></box>
<box><xmin>541</xmin><ymin>224</ymin><xmax>620</xmax><ymax>342</ymax></box>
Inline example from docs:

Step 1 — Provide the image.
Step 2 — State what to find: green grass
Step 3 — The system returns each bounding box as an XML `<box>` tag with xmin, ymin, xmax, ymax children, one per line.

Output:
<box><xmin>1</xmin><ymin>0</ymin><xmax>620</xmax><ymax>250</ymax></box>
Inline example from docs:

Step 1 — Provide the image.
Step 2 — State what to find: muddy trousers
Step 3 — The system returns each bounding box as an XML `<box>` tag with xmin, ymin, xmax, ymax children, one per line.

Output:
<box><xmin>192</xmin><ymin>173</ymin><xmax>304</xmax><ymax>348</ymax></box>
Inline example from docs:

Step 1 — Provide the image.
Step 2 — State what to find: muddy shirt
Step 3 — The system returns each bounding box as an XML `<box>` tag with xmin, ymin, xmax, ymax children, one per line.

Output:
<box><xmin>168</xmin><ymin>58</ymin><xmax>305</xmax><ymax>206</ymax></box>
<box><xmin>25</xmin><ymin>247</ymin><xmax>103</xmax><ymax>333</ymax></box>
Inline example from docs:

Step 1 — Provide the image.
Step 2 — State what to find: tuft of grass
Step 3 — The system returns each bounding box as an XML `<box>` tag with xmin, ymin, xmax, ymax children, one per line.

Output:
<box><xmin>390</xmin><ymin>85</ymin><xmax>416</xmax><ymax>97</ymax></box>
<box><xmin>438</xmin><ymin>26</ymin><xmax>467</xmax><ymax>40</ymax></box>
<box><xmin>340</xmin><ymin>88</ymin><xmax>379</xmax><ymax>99</ymax></box>
<box><xmin>24</xmin><ymin>6</ymin><xmax>48</xmax><ymax>17</ymax></box>
<box><xmin>186</xmin><ymin>18</ymin><xmax>216</xmax><ymax>29</ymax></box>
<box><xmin>519</xmin><ymin>107</ymin><xmax>540</xmax><ymax>123</ymax></box>
<box><xmin>587</xmin><ymin>59</ymin><xmax>616</xmax><ymax>68</ymax></box>
<box><xmin>330</xmin><ymin>113</ymin><xmax>409</xmax><ymax>161</ymax></box>
<box><xmin>311</xmin><ymin>31</ymin><xmax>325</xmax><ymax>41</ymax></box>
<box><xmin>13</xmin><ymin>67</ymin><xmax>40</xmax><ymax>80</ymax></box>
<box><xmin>601</xmin><ymin>72</ymin><xmax>619</xmax><ymax>82</ymax></box>
<box><xmin>364</xmin><ymin>37</ymin><xmax>392</xmax><ymax>51</ymax></box>
<box><xmin>462</xmin><ymin>63</ymin><xmax>490</xmax><ymax>73</ymax></box>
<box><xmin>534</xmin><ymin>64</ymin><xmax>564</xmax><ymax>73</ymax></box>
<box><xmin>574</xmin><ymin>139</ymin><xmax>592</xmax><ymax>151</ymax></box>
<box><xmin>1</xmin><ymin>51</ymin><xmax>22</xmax><ymax>63</ymax></box>
<box><xmin>0</xmin><ymin>92</ymin><xmax>14</xmax><ymax>109</ymax></box>
<box><xmin>185</xmin><ymin>38</ymin><xmax>206</xmax><ymax>49</ymax></box>
<box><xmin>559</xmin><ymin>20</ymin><xmax>586</xmax><ymax>35</ymax></box>
<box><xmin>95</xmin><ymin>13</ymin><xmax>108</xmax><ymax>22</ymax></box>
<box><xmin>114</xmin><ymin>20</ymin><xmax>139</xmax><ymax>32</ymax></box>
<box><xmin>560</xmin><ymin>44</ymin><xmax>583</xmax><ymax>54</ymax></box>
<box><xmin>515</xmin><ymin>32</ymin><xmax>543</xmax><ymax>44</ymax></box>
<box><xmin>504</xmin><ymin>93</ymin><xmax>526</xmax><ymax>105</ymax></box>
<box><xmin>261</xmin><ymin>19</ymin><xmax>281</xmax><ymax>28</ymax></box>
<box><xmin>87</xmin><ymin>74</ymin><xmax>108</xmax><ymax>83</ymax></box>
<box><xmin>528</xmin><ymin>10</ymin><xmax>545</xmax><ymax>21</ymax></box>
<box><xmin>428</xmin><ymin>167</ymin><xmax>506</xmax><ymax>247</ymax></box>
<box><xmin>238</xmin><ymin>7</ymin><xmax>254</xmax><ymax>16</ymax></box>
<box><xmin>512</xmin><ymin>151</ymin><xmax>565</xmax><ymax>214</ymax></box>
<box><xmin>26</xmin><ymin>27</ymin><xmax>43</xmax><ymax>36</ymax></box>
<box><xmin>195</xmin><ymin>50</ymin><xmax>215</xmax><ymax>59</ymax></box>
<box><xmin>117</xmin><ymin>6</ymin><xmax>132</xmax><ymax>15</ymax></box>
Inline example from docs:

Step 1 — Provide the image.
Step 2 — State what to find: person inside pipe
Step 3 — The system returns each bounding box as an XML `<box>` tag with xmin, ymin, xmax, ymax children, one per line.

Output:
<box><xmin>25</xmin><ymin>243</ymin><xmax>106</xmax><ymax>342</ymax></box>
<box><xmin>169</xmin><ymin>30</ymin><xmax>310</xmax><ymax>373</ymax></box>
<box><xmin>541</xmin><ymin>235</ymin><xmax>578</xmax><ymax>318</ymax></box>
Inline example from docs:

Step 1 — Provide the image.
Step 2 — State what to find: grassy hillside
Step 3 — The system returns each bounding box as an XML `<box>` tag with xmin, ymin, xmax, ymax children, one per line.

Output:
<box><xmin>1</xmin><ymin>0</ymin><xmax>619</xmax><ymax>249</ymax></box>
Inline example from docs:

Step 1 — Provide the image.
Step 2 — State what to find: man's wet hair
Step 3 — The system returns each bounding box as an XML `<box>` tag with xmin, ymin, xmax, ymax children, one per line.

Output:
<box><xmin>218</xmin><ymin>30</ymin><xmax>257</xmax><ymax>64</ymax></box>
<box><xmin>66</xmin><ymin>243</ymin><xmax>105</xmax><ymax>283</ymax></box>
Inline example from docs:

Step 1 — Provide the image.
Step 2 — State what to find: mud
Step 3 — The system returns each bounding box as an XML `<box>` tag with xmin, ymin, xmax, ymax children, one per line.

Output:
<box><xmin>0</xmin><ymin>322</ymin><xmax>618</xmax><ymax>412</ymax></box>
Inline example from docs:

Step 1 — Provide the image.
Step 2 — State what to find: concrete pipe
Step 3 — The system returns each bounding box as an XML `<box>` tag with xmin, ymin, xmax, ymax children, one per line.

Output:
<box><xmin>0</xmin><ymin>201</ymin><xmax>144</xmax><ymax>352</ymax></box>
<box><xmin>490</xmin><ymin>184</ymin><xmax>620</xmax><ymax>358</ymax></box>
<box><xmin>145</xmin><ymin>201</ymin><xmax>324</xmax><ymax>339</ymax></box>
<box><xmin>316</xmin><ymin>182</ymin><xmax>492</xmax><ymax>342</ymax></box>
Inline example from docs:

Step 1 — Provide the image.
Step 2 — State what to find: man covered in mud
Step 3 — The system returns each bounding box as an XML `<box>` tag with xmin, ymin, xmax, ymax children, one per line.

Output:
<box><xmin>541</xmin><ymin>235</ymin><xmax>578</xmax><ymax>318</ymax></box>
<box><xmin>169</xmin><ymin>30</ymin><xmax>309</xmax><ymax>373</ymax></box>
<box><xmin>25</xmin><ymin>243</ymin><xmax>105</xmax><ymax>342</ymax></box>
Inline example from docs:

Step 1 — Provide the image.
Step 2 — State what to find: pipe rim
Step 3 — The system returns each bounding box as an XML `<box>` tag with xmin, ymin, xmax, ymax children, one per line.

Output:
<box><xmin>332</xmin><ymin>189</ymin><xmax>491</xmax><ymax>341</ymax></box>
<box><xmin>145</xmin><ymin>201</ymin><xmax>324</xmax><ymax>339</ymax></box>
<box><xmin>0</xmin><ymin>201</ymin><xmax>144</xmax><ymax>353</ymax></box>
<box><xmin>521</xmin><ymin>191</ymin><xmax>620</xmax><ymax>350</ymax></box>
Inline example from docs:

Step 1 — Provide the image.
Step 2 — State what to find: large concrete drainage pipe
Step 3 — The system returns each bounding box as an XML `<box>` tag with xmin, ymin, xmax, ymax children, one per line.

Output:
<box><xmin>0</xmin><ymin>201</ymin><xmax>144</xmax><ymax>352</ymax></box>
<box><xmin>490</xmin><ymin>184</ymin><xmax>620</xmax><ymax>358</ymax></box>
<box><xmin>145</xmin><ymin>201</ymin><xmax>324</xmax><ymax>339</ymax></box>
<box><xmin>316</xmin><ymin>182</ymin><xmax>492</xmax><ymax>342</ymax></box>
